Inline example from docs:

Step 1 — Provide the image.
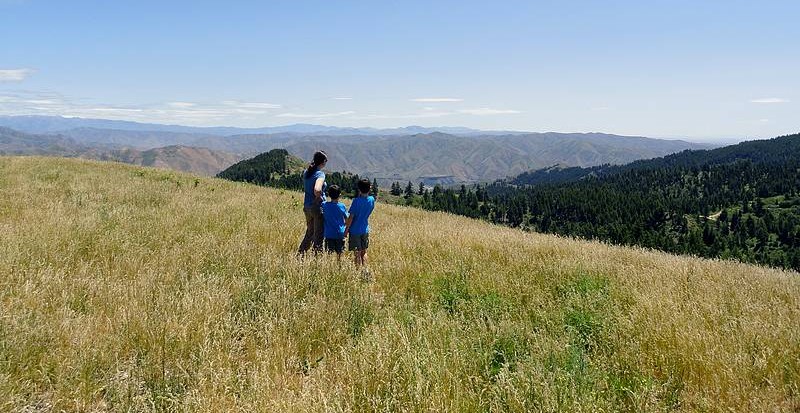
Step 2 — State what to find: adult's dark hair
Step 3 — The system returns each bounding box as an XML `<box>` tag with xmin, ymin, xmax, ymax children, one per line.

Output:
<box><xmin>327</xmin><ymin>184</ymin><xmax>341</xmax><ymax>200</ymax></box>
<box><xmin>305</xmin><ymin>151</ymin><xmax>328</xmax><ymax>178</ymax></box>
<box><xmin>356</xmin><ymin>178</ymin><xmax>371</xmax><ymax>194</ymax></box>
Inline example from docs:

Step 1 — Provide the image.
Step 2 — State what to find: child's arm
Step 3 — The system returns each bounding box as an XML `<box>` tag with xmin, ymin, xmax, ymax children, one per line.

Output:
<box><xmin>344</xmin><ymin>214</ymin><xmax>353</xmax><ymax>237</ymax></box>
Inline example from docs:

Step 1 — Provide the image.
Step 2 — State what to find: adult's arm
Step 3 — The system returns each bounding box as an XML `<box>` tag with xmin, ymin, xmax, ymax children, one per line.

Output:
<box><xmin>313</xmin><ymin>177</ymin><xmax>324</xmax><ymax>202</ymax></box>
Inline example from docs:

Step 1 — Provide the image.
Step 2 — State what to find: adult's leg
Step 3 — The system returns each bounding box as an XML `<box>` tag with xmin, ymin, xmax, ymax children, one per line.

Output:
<box><xmin>311</xmin><ymin>207</ymin><xmax>324</xmax><ymax>253</ymax></box>
<box><xmin>297</xmin><ymin>208</ymin><xmax>315</xmax><ymax>254</ymax></box>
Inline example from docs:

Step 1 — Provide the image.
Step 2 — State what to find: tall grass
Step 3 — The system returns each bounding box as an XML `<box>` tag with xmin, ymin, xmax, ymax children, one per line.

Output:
<box><xmin>0</xmin><ymin>156</ymin><xmax>798</xmax><ymax>412</ymax></box>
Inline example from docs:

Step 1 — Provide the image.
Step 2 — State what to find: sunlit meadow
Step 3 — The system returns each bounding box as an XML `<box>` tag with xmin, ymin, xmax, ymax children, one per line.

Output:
<box><xmin>0</xmin><ymin>157</ymin><xmax>798</xmax><ymax>412</ymax></box>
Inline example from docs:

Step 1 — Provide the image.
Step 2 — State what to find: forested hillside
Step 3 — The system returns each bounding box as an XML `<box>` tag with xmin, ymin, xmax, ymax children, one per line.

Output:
<box><xmin>511</xmin><ymin>133</ymin><xmax>800</xmax><ymax>186</ymax></box>
<box><xmin>395</xmin><ymin>134</ymin><xmax>800</xmax><ymax>270</ymax></box>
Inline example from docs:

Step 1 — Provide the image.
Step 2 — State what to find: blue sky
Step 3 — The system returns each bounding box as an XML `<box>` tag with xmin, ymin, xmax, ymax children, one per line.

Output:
<box><xmin>1</xmin><ymin>0</ymin><xmax>797</xmax><ymax>141</ymax></box>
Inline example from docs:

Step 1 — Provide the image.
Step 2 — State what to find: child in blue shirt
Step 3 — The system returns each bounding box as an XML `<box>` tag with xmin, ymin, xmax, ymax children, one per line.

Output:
<box><xmin>344</xmin><ymin>179</ymin><xmax>375</xmax><ymax>271</ymax></box>
<box><xmin>322</xmin><ymin>185</ymin><xmax>348</xmax><ymax>257</ymax></box>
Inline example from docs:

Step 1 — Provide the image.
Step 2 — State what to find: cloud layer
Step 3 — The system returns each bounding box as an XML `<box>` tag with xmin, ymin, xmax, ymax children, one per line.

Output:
<box><xmin>0</xmin><ymin>89</ymin><xmax>523</xmax><ymax>126</ymax></box>
<box><xmin>0</xmin><ymin>92</ymin><xmax>285</xmax><ymax>125</ymax></box>
<box><xmin>0</xmin><ymin>68</ymin><xmax>34</xmax><ymax>82</ymax></box>
<box><xmin>458</xmin><ymin>108</ymin><xmax>521</xmax><ymax>115</ymax></box>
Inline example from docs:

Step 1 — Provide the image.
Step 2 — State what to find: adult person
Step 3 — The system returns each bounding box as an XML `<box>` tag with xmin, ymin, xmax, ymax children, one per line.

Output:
<box><xmin>297</xmin><ymin>150</ymin><xmax>328</xmax><ymax>256</ymax></box>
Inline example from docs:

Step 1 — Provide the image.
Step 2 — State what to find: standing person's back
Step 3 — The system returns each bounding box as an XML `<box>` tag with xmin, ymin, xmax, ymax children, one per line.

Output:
<box><xmin>348</xmin><ymin>194</ymin><xmax>374</xmax><ymax>237</ymax></box>
<box><xmin>297</xmin><ymin>151</ymin><xmax>328</xmax><ymax>256</ymax></box>
<box><xmin>322</xmin><ymin>185</ymin><xmax>348</xmax><ymax>258</ymax></box>
<box><xmin>345</xmin><ymin>179</ymin><xmax>375</xmax><ymax>277</ymax></box>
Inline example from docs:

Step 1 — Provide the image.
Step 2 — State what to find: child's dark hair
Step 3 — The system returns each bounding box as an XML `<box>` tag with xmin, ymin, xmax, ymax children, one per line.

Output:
<box><xmin>357</xmin><ymin>178</ymin><xmax>371</xmax><ymax>194</ymax></box>
<box><xmin>327</xmin><ymin>184</ymin><xmax>341</xmax><ymax>200</ymax></box>
<box><xmin>305</xmin><ymin>151</ymin><xmax>328</xmax><ymax>178</ymax></box>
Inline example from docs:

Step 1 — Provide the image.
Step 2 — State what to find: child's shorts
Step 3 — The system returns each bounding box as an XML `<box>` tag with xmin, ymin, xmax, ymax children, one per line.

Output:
<box><xmin>348</xmin><ymin>233</ymin><xmax>369</xmax><ymax>251</ymax></box>
<box><xmin>325</xmin><ymin>238</ymin><xmax>345</xmax><ymax>254</ymax></box>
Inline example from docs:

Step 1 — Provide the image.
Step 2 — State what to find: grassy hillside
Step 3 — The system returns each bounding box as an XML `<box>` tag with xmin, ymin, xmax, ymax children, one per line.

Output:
<box><xmin>0</xmin><ymin>157</ymin><xmax>798</xmax><ymax>412</ymax></box>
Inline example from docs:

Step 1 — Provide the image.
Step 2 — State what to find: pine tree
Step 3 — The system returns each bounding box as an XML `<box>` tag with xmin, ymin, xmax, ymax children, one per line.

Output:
<box><xmin>371</xmin><ymin>179</ymin><xmax>379</xmax><ymax>198</ymax></box>
<box><xmin>404</xmin><ymin>181</ymin><xmax>414</xmax><ymax>199</ymax></box>
<box><xmin>390</xmin><ymin>182</ymin><xmax>402</xmax><ymax>196</ymax></box>
<box><xmin>418</xmin><ymin>182</ymin><xmax>425</xmax><ymax>196</ymax></box>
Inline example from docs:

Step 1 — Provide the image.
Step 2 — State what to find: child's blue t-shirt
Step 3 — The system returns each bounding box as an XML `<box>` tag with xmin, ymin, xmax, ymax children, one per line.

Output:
<box><xmin>322</xmin><ymin>201</ymin><xmax>348</xmax><ymax>239</ymax></box>
<box><xmin>348</xmin><ymin>195</ymin><xmax>375</xmax><ymax>236</ymax></box>
<box><xmin>303</xmin><ymin>170</ymin><xmax>326</xmax><ymax>207</ymax></box>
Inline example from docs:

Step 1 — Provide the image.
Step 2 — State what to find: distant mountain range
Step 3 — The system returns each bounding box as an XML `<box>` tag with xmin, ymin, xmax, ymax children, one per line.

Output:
<box><xmin>508</xmin><ymin>133</ymin><xmax>800</xmax><ymax>187</ymax></box>
<box><xmin>0</xmin><ymin>115</ymin><xmax>509</xmax><ymax>137</ymax></box>
<box><xmin>0</xmin><ymin>127</ymin><xmax>240</xmax><ymax>176</ymax></box>
<box><xmin>0</xmin><ymin>115</ymin><xmax>713</xmax><ymax>182</ymax></box>
<box><xmin>275</xmin><ymin>132</ymin><xmax>710</xmax><ymax>184</ymax></box>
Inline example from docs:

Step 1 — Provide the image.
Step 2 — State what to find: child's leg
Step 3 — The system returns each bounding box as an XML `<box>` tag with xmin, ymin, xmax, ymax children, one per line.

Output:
<box><xmin>334</xmin><ymin>238</ymin><xmax>343</xmax><ymax>262</ymax></box>
<box><xmin>353</xmin><ymin>249</ymin><xmax>362</xmax><ymax>266</ymax></box>
<box><xmin>360</xmin><ymin>249</ymin><xmax>368</xmax><ymax>267</ymax></box>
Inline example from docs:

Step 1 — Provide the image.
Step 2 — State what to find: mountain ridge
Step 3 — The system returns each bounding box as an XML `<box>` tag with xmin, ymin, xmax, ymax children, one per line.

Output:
<box><xmin>0</xmin><ymin>116</ymin><xmax>712</xmax><ymax>183</ymax></box>
<box><xmin>0</xmin><ymin>127</ymin><xmax>241</xmax><ymax>176</ymax></box>
<box><xmin>0</xmin><ymin>115</ymin><xmax>518</xmax><ymax>137</ymax></box>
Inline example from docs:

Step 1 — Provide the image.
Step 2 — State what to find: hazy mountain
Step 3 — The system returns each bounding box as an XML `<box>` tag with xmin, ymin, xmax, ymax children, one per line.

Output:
<box><xmin>103</xmin><ymin>146</ymin><xmax>242</xmax><ymax>176</ymax></box>
<box><xmin>0</xmin><ymin>127</ymin><xmax>241</xmax><ymax>176</ymax></box>
<box><xmin>279</xmin><ymin>132</ymin><xmax>709</xmax><ymax>184</ymax></box>
<box><xmin>0</xmin><ymin>126</ymin><xmax>92</xmax><ymax>156</ymax></box>
<box><xmin>0</xmin><ymin>116</ymin><xmax>712</xmax><ymax>183</ymax></box>
<box><xmin>0</xmin><ymin>115</ymin><xmax>498</xmax><ymax>137</ymax></box>
<box><xmin>56</xmin><ymin>127</ymin><xmax>223</xmax><ymax>149</ymax></box>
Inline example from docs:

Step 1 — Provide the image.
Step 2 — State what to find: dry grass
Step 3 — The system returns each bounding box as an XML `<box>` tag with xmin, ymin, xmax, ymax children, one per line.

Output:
<box><xmin>1</xmin><ymin>156</ymin><xmax>798</xmax><ymax>412</ymax></box>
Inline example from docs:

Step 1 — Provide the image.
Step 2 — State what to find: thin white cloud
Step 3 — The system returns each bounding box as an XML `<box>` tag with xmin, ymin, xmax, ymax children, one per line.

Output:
<box><xmin>222</xmin><ymin>100</ymin><xmax>281</xmax><ymax>109</ymax></box>
<box><xmin>0</xmin><ymin>68</ymin><xmax>35</xmax><ymax>82</ymax></box>
<box><xmin>750</xmin><ymin>98</ymin><xmax>789</xmax><ymax>104</ymax></box>
<box><xmin>233</xmin><ymin>109</ymin><xmax>271</xmax><ymax>115</ymax></box>
<box><xmin>411</xmin><ymin>98</ymin><xmax>463</xmax><ymax>102</ymax></box>
<box><xmin>87</xmin><ymin>108</ymin><xmax>145</xmax><ymax>113</ymax></box>
<box><xmin>167</xmin><ymin>101</ymin><xmax>196</xmax><ymax>108</ymax></box>
<box><xmin>332</xmin><ymin>97</ymin><xmax>353</xmax><ymax>100</ymax></box>
<box><xmin>0</xmin><ymin>92</ymin><xmax>251</xmax><ymax>125</ymax></box>
<box><xmin>277</xmin><ymin>111</ymin><xmax>356</xmax><ymax>118</ymax></box>
<box><xmin>0</xmin><ymin>92</ymin><xmax>286</xmax><ymax>125</ymax></box>
<box><xmin>25</xmin><ymin>99</ymin><xmax>58</xmax><ymax>105</ymax></box>
<box><xmin>351</xmin><ymin>111</ymin><xmax>453</xmax><ymax>120</ymax></box>
<box><xmin>759</xmin><ymin>119</ymin><xmax>770</xmax><ymax>122</ymax></box>
<box><xmin>458</xmin><ymin>108</ymin><xmax>521</xmax><ymax>115</ymax></box>
<box><xmin>240</xmin><ymin>102</ymin><xmax>281</xmax><ymax>109</ymax></box>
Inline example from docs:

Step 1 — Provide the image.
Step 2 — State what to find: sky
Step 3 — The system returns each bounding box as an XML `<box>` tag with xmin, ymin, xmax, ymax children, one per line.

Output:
<box><xmin>1</xmin><ymin>0</ymin><xmax>798</xmax><ymax>141</ymax></box>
